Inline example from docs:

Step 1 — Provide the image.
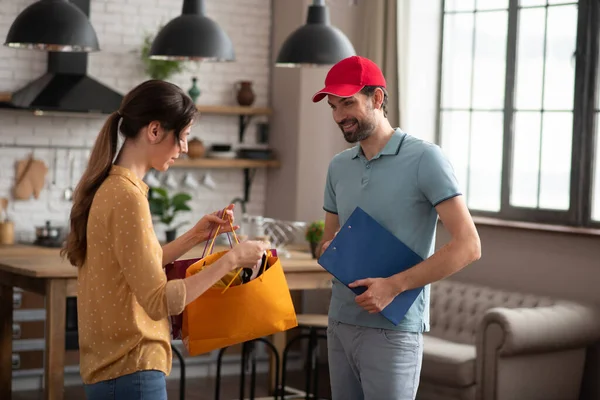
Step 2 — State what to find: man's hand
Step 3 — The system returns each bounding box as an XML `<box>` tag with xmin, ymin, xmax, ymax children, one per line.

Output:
<box><xmin>319</xmin><ymin>229</ymin><xmax>338</xmax><ymax>257</ymax></box>
<box><xmin>349</xmin><ymin>277</ymin><xmax>400</xmax><ymax>314</ymax></box>
<box><xmin>317</xmin><ymin>212</ymin><xmax>340</xmax><ymax>258</ymax></box>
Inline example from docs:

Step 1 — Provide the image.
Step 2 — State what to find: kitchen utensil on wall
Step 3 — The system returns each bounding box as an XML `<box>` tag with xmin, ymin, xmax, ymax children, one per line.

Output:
<box><xmin>13</xmin><ymin>156</ymin><xmax>34</xmax><ymax>200</ymax></box>
<box><xmin>63</xmin><ymin>151</ymin><xmax>75</xmax><ymax>201</ymax></box>
<box><xmin>144</xmin><ymin>171</ymin><xmax>161</xmax><ymax>187</ymax></box>
<box><xmin>0</xmin><ymin>197</ymin><xmax>13</xmax><ymax>245</ymax></box>
<box><xmin>13</xmin><ymin>155</ymin><xmax>48</xmax><ymax>200</ymax></box>
<box><xmin>47</xmin><ymin>149</ymin><xmax>61</xmax><ymax>212</ymax></box>
<box><xmin>201</xmin><ymin>173</ymin><xmax>216</xmax><ymax>190</ymax></box>
<box><xmin>164</xmin><ymin>172</ymin><xmax>178</xmax><ymax>189</ymax></box>
<box><xmin>182</xmin><ymin>172</ymin><xmax>200</xmax><ymax>189</ymax></box>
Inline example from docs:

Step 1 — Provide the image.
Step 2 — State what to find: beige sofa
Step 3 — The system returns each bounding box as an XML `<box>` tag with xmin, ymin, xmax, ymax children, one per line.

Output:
<box><xmin>417</xmin><ymin>280</ymin><xmax>600</xmax><ymax>400</ymax></box>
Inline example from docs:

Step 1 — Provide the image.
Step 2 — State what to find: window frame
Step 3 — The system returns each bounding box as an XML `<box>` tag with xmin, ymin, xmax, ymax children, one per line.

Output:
<box><xmin>435</xmin><ymin>0</ymin><xmax>600</xmax><ymax>228</ymax></box>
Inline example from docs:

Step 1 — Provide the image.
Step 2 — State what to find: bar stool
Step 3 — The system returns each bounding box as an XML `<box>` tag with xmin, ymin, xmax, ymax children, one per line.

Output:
<box><xmin>214</xmin><ymin>338</ymin><xmax>281</xmax><ymax>400</ymax></box>
<box><xmin>281</xmin><ymin>314</ymin><xmax>329</xmax><ymax>400</ymax></box>
<box><xmin>171</xmin><ymin>344</ymin><xmax>186</xmax><ymax>400</ymax></box>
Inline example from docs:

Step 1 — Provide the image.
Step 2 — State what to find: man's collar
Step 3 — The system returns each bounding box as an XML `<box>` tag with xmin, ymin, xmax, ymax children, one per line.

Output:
<box><xmin>352</xmin><ymin>129</ymin><xmax>406</xmax><ymax>159</ymax></box>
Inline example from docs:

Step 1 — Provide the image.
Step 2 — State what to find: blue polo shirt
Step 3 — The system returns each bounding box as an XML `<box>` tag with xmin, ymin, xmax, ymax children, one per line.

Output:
<box><xmin>323</xmin><ymin>129</ymin><xmax>461</xmax><ymax>332</ymax></box>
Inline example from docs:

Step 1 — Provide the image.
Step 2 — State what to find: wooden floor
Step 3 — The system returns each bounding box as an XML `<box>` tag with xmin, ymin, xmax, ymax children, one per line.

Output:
<box><xmin>12</xmin><ymin>366</ymin><xmax>332</xmax><ymax>400</ymax></box>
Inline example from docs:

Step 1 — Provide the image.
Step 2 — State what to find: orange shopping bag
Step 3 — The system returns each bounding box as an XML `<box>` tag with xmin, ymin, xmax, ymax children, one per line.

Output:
<box><xmin>181</xmin><ymin>214</ymin><xmax>298</xmax><ymax>356</ymax></box>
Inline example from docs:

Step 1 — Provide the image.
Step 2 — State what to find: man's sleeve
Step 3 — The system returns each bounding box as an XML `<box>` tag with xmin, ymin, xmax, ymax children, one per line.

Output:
<box><xmin>110</xmin><ymin>191</ymin><xmax>186</xmax><ymax>320</ymax></box>
<box><xmin>323</xmin><ymin>162</ymin><xmax>338</xmax><ymax>214</ymax></box>
<box><xmin>417</xmin><ymin>144</ymin><xmax>462</xmax><ymax>206</ymax></box>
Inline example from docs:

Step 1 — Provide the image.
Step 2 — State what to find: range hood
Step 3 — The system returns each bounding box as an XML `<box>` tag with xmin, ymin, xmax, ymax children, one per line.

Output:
<box><xmin>0</xmin><ymin>52</ymin><xmax>123</xmax><ymax>115</ymax></box>
<box><xmin>0</xmin><ymin>0</ymin><xmax>123</xmax><ymax>115</ymax></box>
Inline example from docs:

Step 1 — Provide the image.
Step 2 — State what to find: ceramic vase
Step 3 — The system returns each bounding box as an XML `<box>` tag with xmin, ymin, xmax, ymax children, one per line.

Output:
<box><xmin>235</xmin><ymin>81</ymin><xmax>255</xmax><ymax>106</ymax></box>
<box><xmin>187</xmin><ymin>138</ymin><xmax>205</xmax><ymax>159</ymax></box>
<box><xmin>188</xmin><ymin>77</ymin><xmax>201</xmax><ymax>104</ymax></box>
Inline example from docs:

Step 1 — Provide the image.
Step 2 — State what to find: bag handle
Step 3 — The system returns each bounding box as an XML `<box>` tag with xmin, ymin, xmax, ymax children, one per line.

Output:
<box><xmin>198</xmin><ymin>208</ymin><xmax>272</xmax><ymax>293</ymax></box>
<box><xmin>201</xmin><ymin>208</ymin><xmax>240</xmax><ymax>258</ymax></box>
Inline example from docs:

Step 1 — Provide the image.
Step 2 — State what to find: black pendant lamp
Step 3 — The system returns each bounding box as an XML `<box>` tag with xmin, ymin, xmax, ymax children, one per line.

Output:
<box><xmin>4</xmin><ymin>0</ymin><xmax>99</xmax><ymax>52</ymax></box>
<box><xmin>276</xmin><ymin>0</ymin><xmax>356</xmax><ymax>68</ymax></box>
<box><xmin>149</xmin><ymin>0</ymin><xmax>234</xmax><ymax>61</ymax></box>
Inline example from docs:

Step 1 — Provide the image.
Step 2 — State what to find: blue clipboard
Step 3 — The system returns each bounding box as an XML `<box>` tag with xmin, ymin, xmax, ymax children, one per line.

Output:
<box><xmin>318</xmin><ymin>207</ymin><xmax>424</xmax><ymax>325</ymax></box>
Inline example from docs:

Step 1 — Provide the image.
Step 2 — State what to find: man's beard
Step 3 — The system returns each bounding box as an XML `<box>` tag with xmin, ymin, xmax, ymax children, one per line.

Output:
<box><xmin>339</xmin><ymin>117</ymin><xmax>376</xmax><ymax>143</ymax></box>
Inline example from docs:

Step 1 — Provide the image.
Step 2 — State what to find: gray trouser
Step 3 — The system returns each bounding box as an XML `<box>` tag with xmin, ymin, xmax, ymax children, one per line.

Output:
<box><xmin>327</xmin><ymin>318</ymin><xmax>423</xmax><ymax>400</ymax></box>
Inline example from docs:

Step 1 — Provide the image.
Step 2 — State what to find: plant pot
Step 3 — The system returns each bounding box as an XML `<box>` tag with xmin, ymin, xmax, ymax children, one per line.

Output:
<box><xmin>166</xmin><ymin>229</ymin><xmax>177</xmax><ymax>243</ymax></box>
<box><xmin>309</xmin><ymin>241</ymin><xmax>319</xmax><ymax>259</ymax></box>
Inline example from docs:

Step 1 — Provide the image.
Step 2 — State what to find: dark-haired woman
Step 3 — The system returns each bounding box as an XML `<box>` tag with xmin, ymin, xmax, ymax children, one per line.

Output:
<box><xmin>61</xmin><ymin>80</ymin><xmax>270</xmax><ymax>400</ymax></box>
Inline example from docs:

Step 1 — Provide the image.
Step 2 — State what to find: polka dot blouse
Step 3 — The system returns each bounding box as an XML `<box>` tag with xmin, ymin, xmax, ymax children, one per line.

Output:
<box><xmin>77</xmin><ymin>165</ymin><xmax>187</xmax><ymax>384</ymax></box>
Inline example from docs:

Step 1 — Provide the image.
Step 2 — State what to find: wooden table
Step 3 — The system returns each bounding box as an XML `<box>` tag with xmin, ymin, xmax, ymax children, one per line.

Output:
<box><xmin>0</xmin><ymin>244</ymin><xmax>332</xmax><ymax>400</ymax></box>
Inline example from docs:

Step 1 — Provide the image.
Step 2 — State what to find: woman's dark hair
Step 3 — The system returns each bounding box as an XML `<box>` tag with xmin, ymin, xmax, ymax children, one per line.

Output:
<box><xmin>360</xmin><ymin>86</ymin><xmax>388</xmax><ymax>118</ymax></box>
<box><xmin>61</xmin><ymin>80</ymin><xmax>198</xmax><ymax>267</ymax></box>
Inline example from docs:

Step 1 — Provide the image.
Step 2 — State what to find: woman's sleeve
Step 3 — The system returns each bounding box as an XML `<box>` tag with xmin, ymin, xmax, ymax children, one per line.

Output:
<box><xmin>109</xmin><ymin>190</ymin><xmax>187</xmax><ymax>320</ymax></box>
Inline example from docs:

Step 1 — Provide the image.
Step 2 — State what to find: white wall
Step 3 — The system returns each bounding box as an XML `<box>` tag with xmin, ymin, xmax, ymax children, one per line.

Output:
<box><xmin>294</xmin><ymin>4</ymin><xmax>363</xmax><ymax>223</ymax></box>
<box><xmin>266</xmin><ymin>1</ymin><xmax>367</xmax><ymax>224</ymax></box>
<box><xmin>0</xmin><ymin>0</ymin><xmax>271</xmax><ymax>242</ymax></box>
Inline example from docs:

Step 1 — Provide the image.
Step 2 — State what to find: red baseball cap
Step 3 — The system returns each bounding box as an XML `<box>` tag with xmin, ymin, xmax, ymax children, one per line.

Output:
<box><xmin>312</xmin><ymin>56</ymin><xmax>387</xmax><ymax>103</ymax></box>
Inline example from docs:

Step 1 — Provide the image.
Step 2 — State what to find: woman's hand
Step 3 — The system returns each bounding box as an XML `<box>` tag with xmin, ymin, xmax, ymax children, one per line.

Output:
<box><xmin>228</xmin><ymin>240</ymin><xmax>271</xmax><ymax>270</ymax></box>
<box><xmin>192</xmin><ymin>203</ymin><xmax>240</xmax><ymax>243</ymax></box>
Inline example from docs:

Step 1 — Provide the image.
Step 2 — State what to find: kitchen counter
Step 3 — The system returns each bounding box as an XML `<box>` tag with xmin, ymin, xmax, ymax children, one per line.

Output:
<box><xmin>0</xmin><ymin>243</ymin><xmax>327</xmax><ymax>278</ymax></box>
<box><xmin>0</xmin><ymin>243</ymin><xmax>332</xmax><ymax>400</ymax></box>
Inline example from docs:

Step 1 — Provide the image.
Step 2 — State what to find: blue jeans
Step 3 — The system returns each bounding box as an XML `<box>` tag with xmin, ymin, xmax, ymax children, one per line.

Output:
<box><xmin>84</xmin><ymin>370</ymin><xmax>167</xmax><ymax>400</ymax></box>
<box><xmin>327</xmin><ymin>319</ymin><xmax>423</xmax><ymax>400</ymax></box>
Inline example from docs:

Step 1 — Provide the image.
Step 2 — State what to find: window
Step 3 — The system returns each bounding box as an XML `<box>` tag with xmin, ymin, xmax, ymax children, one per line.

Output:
<box><xmin>437</xmin><ymin>0</ymin><xmax>600</xmax><ymax>226</ymax></box>
<box><xmin>593</xmin><ymin>35</ymin><xmax>600</xmax><ymax>222</ymax></box>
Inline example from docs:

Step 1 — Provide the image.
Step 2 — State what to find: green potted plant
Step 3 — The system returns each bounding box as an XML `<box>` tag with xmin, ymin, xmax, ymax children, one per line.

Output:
<box><xmin>140</xmin><ymin>28</ymin><xmax>185</xmax><ymax>81</ymax></box>
<box><xmin>305</xmin><ymin>220</ymin><xmax>325</xmax><ymax>259</ymax></box>
<box><xmin>148</xmin><ymin>187</ymin><xmax>192</xmax><ymax>243</ymax></box>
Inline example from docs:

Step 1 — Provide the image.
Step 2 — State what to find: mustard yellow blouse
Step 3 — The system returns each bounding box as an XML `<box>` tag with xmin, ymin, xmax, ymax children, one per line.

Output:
<box><xmin>77</xmin><ymin>165</ymin><xmax>187</xmax><ymax>384</ymax></box>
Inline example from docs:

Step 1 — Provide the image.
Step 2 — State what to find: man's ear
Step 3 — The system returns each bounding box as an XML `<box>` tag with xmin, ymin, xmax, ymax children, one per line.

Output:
<box><xmin>373</xmin><ymin>88</ymin><xmax>384</xmax><ymax>111</ymax></box>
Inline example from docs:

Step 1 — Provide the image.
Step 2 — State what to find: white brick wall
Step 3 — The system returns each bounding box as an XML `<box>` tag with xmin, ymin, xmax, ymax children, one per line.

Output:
<box><xmin>0</xmin><ymin>0</ymin><xmax>272</xmax><ymax>242</ymax></box>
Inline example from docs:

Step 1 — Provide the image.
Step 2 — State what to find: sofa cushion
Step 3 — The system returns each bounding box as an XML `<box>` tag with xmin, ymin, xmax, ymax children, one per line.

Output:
<box><xmin>421</xmin><ymin>334</ymin><xmax>476</xmax><ymax>387</ymax></box>
<box><xmin>429</xmin><ymin>280</ymin><xmax>555</xmax><ymax>345</ymax></box>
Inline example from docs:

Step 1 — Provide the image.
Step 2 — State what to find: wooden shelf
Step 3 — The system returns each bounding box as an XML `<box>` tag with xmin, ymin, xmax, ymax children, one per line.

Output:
<box><xmin>0</xmin><ymin>94</ymin><xmax>272</xmax><ymax>115</ymax></box>
<box><xmin>170</xmin><ymin>157</ymin><xmax>280</xmax><ymax>169</ymax></box>
<box><xmin>196</xmin><ymin>105</ymin><xmax>272</xmax><ymax>116</ymax></box>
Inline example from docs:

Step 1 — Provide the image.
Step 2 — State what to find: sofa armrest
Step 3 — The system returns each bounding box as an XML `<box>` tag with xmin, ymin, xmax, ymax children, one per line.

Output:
<box><xmin>481</xmin><ymin>302</ymin><xmax>600</xmax><ymax>356</ymax></box>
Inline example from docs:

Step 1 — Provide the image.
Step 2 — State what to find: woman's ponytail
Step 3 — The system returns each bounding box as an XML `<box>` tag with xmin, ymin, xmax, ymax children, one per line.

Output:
<box><xmin>61</xmin><ymin>111</ymin><xmax>121</xmax><ymax>267</ymax></box>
